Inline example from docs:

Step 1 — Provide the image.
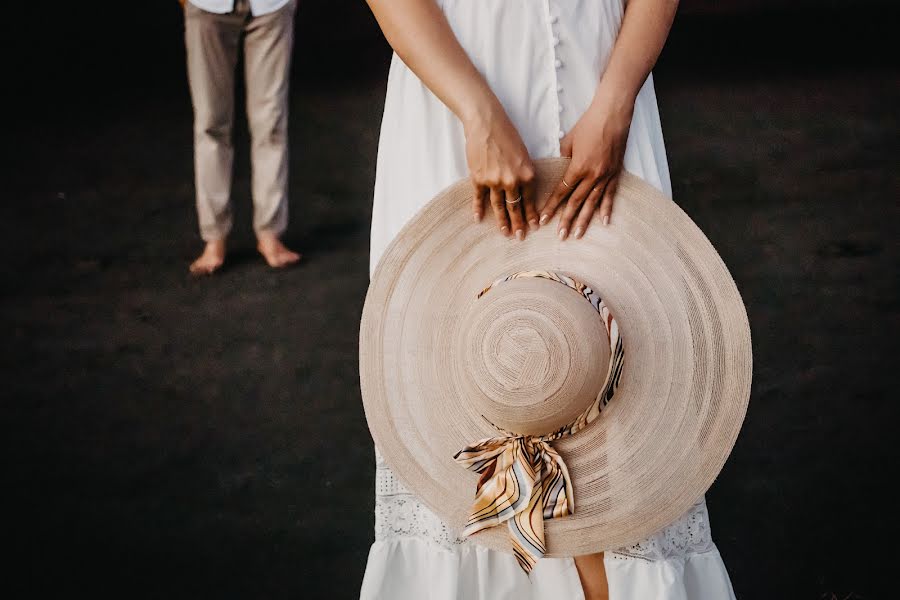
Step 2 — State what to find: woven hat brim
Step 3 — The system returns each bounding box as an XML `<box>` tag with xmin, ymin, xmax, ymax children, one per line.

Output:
<box><xmin>360</xmin><ymin>158</ymin><xmax>752</xmax><ymax>557</ymax></box>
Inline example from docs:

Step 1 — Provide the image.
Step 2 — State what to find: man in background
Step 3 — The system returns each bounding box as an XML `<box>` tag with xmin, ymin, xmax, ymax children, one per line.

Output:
<box><xmin>182</xmin><ymin>0</ymin><xmax>301</xmax><ymax>274</ymax></box>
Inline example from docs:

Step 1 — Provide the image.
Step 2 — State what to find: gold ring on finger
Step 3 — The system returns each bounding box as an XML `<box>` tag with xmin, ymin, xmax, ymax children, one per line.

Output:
<box><xmin>562</xmin><ymin>179</ymin><xmax>571</xmax><ymax>188</ymax></box>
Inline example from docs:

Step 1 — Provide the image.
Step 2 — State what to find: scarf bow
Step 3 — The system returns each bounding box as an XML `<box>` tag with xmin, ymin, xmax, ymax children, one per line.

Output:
<box><xmin>454</xmin><ymin>432</ymin><xmax>574</xmax><ymax>572</ymax></box>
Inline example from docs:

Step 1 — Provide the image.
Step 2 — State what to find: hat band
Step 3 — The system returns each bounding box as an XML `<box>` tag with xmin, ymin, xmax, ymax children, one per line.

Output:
<box><xmin>454</xmin><ymin>270</ymin><xmax>624</xmax><ymax>572</ymax></box>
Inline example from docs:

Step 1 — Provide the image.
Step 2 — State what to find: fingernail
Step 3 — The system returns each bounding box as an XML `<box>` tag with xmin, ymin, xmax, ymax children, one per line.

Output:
<box><xmin>602</xmin><ymin>215</ymin><xmax>610</xmax><ymax>226</ymax></box>
<box><xmin>574</xmin><ymin>226</ymin><xmax>583</xmax><ymax>239</ymax></box>
<box><xmin>501</xmin><ymin>226</ymin><xmax>509</xmax><ymax>235</ymax></box>
<box><xmin>540</xmin><ymin>214</ymin><xmax>549</xmax><ymax>225</ymax></box>
<box><xmin>558</xmin><ymin>228</ymin><xmax>567</xmax><ymax>241</ymax></box>
<box><xmin>515</xmin><ymin>229</ymin><xmax>524</xmax><ymax>241</ymax></box>
<box><xmin>529</xmin><ymin>218</ymin><xmax>539</xmax><ymax>229</ymax></box>
<box><xmin>473</xmin><ymin>213</ymin><xmax>480</xmax><ymax>222</ymax></box>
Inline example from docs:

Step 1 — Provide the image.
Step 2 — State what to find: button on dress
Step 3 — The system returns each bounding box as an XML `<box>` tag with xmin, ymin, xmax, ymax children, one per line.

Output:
<box><xmin>363</xmin><ymin>1</ymin><xmax>738</xmax><ymax>598</ymax></box>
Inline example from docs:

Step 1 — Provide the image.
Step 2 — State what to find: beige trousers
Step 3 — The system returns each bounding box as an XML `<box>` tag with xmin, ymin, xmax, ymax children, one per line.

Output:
<box><xmin>184</xmin><ymin>0</ymin><xmax>296</xmax><ymax>241</ymax></box>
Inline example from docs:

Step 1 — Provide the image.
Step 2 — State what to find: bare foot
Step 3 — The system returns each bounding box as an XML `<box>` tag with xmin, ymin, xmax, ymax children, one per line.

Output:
<box><xmin>189</xmin><ymin>239</ymin><xmax>226</xmax><ymax>275</ymax></box>
<box><xmin>256</xmin><ymin>232</ymin><xmax>301</xmax><ymax>268</ymax></box>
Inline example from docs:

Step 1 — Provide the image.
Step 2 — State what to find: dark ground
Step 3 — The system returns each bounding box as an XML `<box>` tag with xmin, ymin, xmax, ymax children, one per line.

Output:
<box><xmin>2</xmin><ymin>2</ymin><xmax>898</xmax><ymax>599</ymax></box>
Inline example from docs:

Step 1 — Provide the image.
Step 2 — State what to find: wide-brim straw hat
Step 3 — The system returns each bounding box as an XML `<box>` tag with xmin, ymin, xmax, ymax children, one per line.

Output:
<box><xmin>360</xmin><ymin>158</ymin><xmax>751</xmax><ymax>558</ymax></box>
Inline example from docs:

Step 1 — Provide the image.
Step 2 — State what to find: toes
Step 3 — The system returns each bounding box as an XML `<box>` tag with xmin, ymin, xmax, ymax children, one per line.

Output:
<box><xmin>266</xmin><ymin>250</ymin><xmax>301</xmax><ymax>268</ymax></box>
<box><xmin>277</xmin><ymin>252</ymin><xmax>300</xmax><ymax>267</ymax></box>
<box><xmin>190</xmin><ymin>263</ymin><xmax>215</xmax><ymax>276</ymax></box>
<box><xmin>190</xmin><ymin>255</ymin><xmax>224</xmax><ymax>275</ymax></box>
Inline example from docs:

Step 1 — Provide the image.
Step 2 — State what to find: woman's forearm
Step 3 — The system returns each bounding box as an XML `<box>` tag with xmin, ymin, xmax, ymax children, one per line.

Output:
<box><xmin>593</xmin><ymin>0</ymin><xmax>679</xmax><ymax>110</ymax></box>
<box><xmin>366</xmin><ymin>0</ymin><xmax>501</xmax><ymax>129</ymax></box>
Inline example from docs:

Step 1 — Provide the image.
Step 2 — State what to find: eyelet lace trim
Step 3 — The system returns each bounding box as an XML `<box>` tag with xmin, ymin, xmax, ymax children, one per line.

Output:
<box><xmin>374</xmin><ymin>448</ymin><xmax>717</xmax><ymax>560</ymax></box>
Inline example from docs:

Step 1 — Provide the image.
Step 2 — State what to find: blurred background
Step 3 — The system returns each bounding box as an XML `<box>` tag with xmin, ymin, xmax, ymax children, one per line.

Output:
<box><xmin>3</xmin><ymin>1</ymin><xmax>897</xmax><ymax>598</ymax></box>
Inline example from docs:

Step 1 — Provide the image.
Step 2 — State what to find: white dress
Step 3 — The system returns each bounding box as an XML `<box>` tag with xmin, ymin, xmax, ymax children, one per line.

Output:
<box><xmin>362</xmin><ymin>1</ymin><xmax>738</xmax><ymax>598</ymax></box>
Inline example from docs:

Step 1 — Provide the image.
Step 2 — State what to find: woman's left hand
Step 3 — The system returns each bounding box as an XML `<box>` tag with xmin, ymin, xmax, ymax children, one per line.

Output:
<box><xmin>539</xmin><ymin>91</ymin><xmax>635</xmax><ymax>239</ymax></box>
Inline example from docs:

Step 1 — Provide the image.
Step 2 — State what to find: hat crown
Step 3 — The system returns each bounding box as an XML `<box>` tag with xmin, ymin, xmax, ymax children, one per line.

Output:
<box><xmin>458</xmin><ymin>277</ymin><xmax>610</xmax><ymax>436</ymax></box>
<box><xmin>493</xmin><ymin>324</ymin><xmax>551</xmax><ymax>389</ymax></box>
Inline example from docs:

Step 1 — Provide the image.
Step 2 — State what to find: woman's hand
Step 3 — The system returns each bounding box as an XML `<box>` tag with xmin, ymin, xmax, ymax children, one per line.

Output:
<box><xmin>465</xmin><ymin>102</ymin><xmax>539</xmax><ymax>239</ymax></box>
<box><xmin>366</xmin><ymin>0</ymin><xmax>537</xmax><ymax>239</ymax></box>
<box><xmin>540</xmin><ymin>90</ymin><xmax>634</xmax><ymax>240</ymax></box>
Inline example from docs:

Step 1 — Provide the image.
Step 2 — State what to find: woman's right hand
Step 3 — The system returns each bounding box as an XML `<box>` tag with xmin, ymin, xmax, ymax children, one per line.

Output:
<box><xmin>463</xmin><ymin>103</ymin><xmax>539</xmax><ymax>239</ymax></box>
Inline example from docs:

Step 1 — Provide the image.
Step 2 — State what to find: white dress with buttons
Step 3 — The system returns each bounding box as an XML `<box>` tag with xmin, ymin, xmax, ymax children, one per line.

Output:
<box><xmin>362</xmin><ymin>1</ymin><xmax>738</xmax><ymax>598</ymax></box>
